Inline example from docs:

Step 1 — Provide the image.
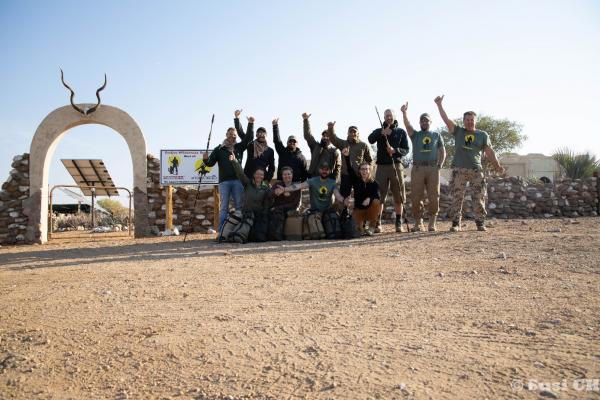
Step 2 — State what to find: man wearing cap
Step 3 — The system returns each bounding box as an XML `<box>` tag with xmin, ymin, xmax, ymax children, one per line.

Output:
<box><xmin>401</xmin><ymin>103</ymin><xmax>446</xmax><ymax>232</ymax></box>
<box><xmin>326</xmin><ymin>121</ymin><xmax>373</xmax><ymax>200</ymax></box>
<box><xmin>368</xmin><ymin>109</ymin><xmax>411</xmax><ymax>233</ymax></box>
<box><xmin>434</xmin><ymin>95</ymin><xmax>505</xmax><ymax>232</ymax></box>
<box><xmin>302</xmin><ymin>112</ymin><xmax>341</xmax><ymax>181</ymax></box>
<box><xmin>278</xmin><ymin>161</ymin><xmax>347</xmax><ymax>213</ymax></box>
<box><xmin>234</xmin><ymin>109</ymin><xmax>276</xmax><ymax>182</ymax></box>
<box><xmin>272</xmin><ymin>118</ymin><xmax>308</xmax><ymax>182</ymax></box>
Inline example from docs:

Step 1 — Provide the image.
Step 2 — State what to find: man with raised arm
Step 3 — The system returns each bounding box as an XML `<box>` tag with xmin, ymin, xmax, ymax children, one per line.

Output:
<box><xmin>326</xmin><ymin>122</ymin><xmax>373</xmax><ymax>204</ymax></box>
<box><xmin>233</xmin><ymin>109</ymin><xmax>276</xmax><ymax>182</ymax></box>
<box><xmin>302</xmin><ymin>112</ymin><xmax>341</xmax><ymax>181</ymax></box>
<box><xmin>203</xmin><ymin>119</ymin><xmax>254</xmax><ymax>234</ymax></box>
<box><xmin>401</xmin><ymin>103</ymin><xmax>446</xmax><ymax>232</ymax></box>
<box><xmin>272</xmin><ymin>118</ymin><xmax>308</xmax><ymax>182</ymax></box>
<box><xmin>368</xmin><ymin>109</ymin><xmax>410</xmax><ymax>233</ymax></box>
<box><xmin>434</xmin><ymin>95</ymin><xmax>505</xmax><ymax>232</ymax></box>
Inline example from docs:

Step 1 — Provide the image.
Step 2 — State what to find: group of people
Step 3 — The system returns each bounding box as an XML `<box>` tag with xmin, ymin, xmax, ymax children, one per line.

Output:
<box><xmin>202</xmin><ymin>96</ymin><xmax>505</xmax><ymax>241</ymax></box>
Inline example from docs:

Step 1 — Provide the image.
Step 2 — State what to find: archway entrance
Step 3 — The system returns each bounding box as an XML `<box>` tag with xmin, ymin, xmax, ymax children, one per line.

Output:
<box><xmin>24</xmin><ymin>104</ymin><xmax>149</xmax><ymax>243</ymax></box>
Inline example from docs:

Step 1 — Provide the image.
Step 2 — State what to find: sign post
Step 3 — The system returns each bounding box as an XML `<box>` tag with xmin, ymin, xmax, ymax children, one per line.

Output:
<box><xmin>166</xmin><ymin>185</ymin><xmax>173</xmax><ymax>230</ymax></box>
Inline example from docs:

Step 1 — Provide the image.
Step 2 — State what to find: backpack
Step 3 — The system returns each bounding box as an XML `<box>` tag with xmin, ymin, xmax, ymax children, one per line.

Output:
<box><xmin>283</xmin><ymin>210</ymin><xmax>304</xmax><ymax>241</ymax></box>
<box><xmin>219</xmin><ymin>210</ymin><xmax>242</xmax><ymax>242</ymax></box>
<box><xmin>267</xmin><ymin>208</ymin><xmax>286</xmax><ymax>241</ymax></box>
<box><xmin>250</xmin><ymin>210</ymin><xmax>269</xmax><ymax>242</ymax></box>
<box><xmin>322</xmin><ymin>208</ymin><xmax>342</xmax><ymax>239</ymax></box>
<box><xmin>303</xmin><ymin>211</ymin><xmax>326</xmax><ymax>240</ymax></box>
<box><xmin>339</xmin><ymin>207</ymin><xmax>360</xmax><ymax>239</ymax></box>
<box><xmin>229</xmin><ymin>211</ymin><xmax>254</xmax><ymax>244</ymax></box>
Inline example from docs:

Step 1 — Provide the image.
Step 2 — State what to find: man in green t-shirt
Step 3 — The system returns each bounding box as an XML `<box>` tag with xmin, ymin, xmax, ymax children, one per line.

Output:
<box><xmin>279</xmin><ymin>161</ymin><xmax>347</xmax><ymax>213</ymax></box>
<box><xmin>401</xmin><ymin>103</ymin><xmax>446</xmax><ymax>232</ymax></box>
<box><xmin>435</xmin><ymin>95</ymin><xmax>505</xmax><ymax>232</ymax></box>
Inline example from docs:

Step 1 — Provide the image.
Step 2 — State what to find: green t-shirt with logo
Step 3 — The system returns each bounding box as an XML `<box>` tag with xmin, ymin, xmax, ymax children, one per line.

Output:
<box><xmin>451</xmin><ymin>126</ymin><xmax>489</xmax><ymax>170</ymax></box>
<box><xmin>308</xmin><ymin>176</ymin><xmax>337</xmax><ymax>212</ymax></box>
<box><xmin>411</xmin><ymin>130</ymin><xmax>444</xmax><ymax>162</ymax></box>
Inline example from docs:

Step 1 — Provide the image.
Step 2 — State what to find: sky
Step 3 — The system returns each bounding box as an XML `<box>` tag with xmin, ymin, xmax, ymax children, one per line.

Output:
<box><xmin>1</xmin><ymin>0</ymin><xmax>599</xmax><ymax>204</ymax></box>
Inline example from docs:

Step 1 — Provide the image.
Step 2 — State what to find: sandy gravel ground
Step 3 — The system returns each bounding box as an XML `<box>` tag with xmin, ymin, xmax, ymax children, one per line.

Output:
<box><xmin>1</xmin><ymin>218</ymin><xmax>599</xmax><ymax>400</ymax></box>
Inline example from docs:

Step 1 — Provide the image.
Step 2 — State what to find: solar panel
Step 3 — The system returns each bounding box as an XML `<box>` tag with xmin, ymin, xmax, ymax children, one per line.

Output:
<box><xmin>60</xmin><ymin>159</ymin><xmax>119</xmax><ymax>196</ymax></box>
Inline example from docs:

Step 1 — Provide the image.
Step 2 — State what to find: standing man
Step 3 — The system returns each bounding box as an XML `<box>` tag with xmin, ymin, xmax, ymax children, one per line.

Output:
<box><xmin>272</xmin><ymin>118</ymin><xmax>308</xmax><ymax>182</ymax></box>
<box><xmin>434</xmin><ymin>95</ymin><xmax>505</xmax><ymax>231</ymax></box>
<box><xmin>368</xmin><ymin>109</ymin><xmax>410</xmax><ymax>232</ymax></box>
<box><xmin>327</xmin><ymin>122</ymin><xmax>373</xmax><ymax>200</ymax></box>
<box><xmin>302</xmin><ymin>112</ymin><xmax>341</xmax><ymax>181</ymax></box>
<box><xmin>203</xmin><ymin>121</ymin><xmax>254</xmax><ymax>233</ymax></box>
<box><xmin>234</xmin><ymin>109</ymin><xmax>276</xmax><ymax>182</ymax></box>
<box><xmin>401</xmin><ymin>103</ymin><xmax>446</xmax><ymax>232</ymax></box>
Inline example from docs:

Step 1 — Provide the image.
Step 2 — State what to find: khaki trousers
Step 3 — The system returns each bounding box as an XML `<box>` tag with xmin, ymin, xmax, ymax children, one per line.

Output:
<box><xmin>410</xmin><ymin>165</ymin><xmax>440</xmax><ymax>220</ymax></box>
<box><xmin>353</xmin><ymin>199</ymin><xmax>381</xmax><ymax>231</ymax></box>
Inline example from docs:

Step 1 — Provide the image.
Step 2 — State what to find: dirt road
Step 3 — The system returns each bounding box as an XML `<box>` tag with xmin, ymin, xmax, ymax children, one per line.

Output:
<box><xmin>1</xmin><ymin>218</ymin><xmax>599</xmax><ymax>399</ymax></box>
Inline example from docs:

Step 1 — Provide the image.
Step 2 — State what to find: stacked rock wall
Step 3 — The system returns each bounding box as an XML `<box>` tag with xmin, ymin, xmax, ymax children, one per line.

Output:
<box><xmin>382</xmin><ymin>175</ymin><xmax>598</xmax><ymax>220</ymax></box>
<box><xmin>0</xmin><ymin>154</ymin><xmax>30</xmax><ymax>244</ymax></box>
<box><xmin>146</xmin><ymin>155</ymin><xmax>216</xmax><ymax>234</ymax></box>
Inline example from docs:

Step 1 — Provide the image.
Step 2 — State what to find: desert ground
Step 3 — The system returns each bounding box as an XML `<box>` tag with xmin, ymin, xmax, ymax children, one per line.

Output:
<box><xmin>1</xmin><ymin>218</ymin><xmax>599</xmax><ymax>400</ymax></box>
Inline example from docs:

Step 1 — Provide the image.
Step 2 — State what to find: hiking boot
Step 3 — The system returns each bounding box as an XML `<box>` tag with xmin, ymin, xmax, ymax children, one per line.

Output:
<box><xmin>374</xmin><ymin>221</ymin><xmax>382</xmax><ymax>234</ymax></box>
<box><xmin>395</xmin><ymin>219</ymin><xmax>404</xmax><ymax>232</ymax></box>
<box><xmin>411</xmin><ymin>220</ymin><xmax>425</xmax><ymax>232</ymax></box>
<box><xmin>450</xmin><ymin>221</ymin><xmax>461</xmax><ymax>232</ymax></box>
<box><xmin>428</xmin><ymin>216</ymin><xmax>437</xmax><ymax>232</ymax></box>
<box><xmin>476</xmin><ymin>221</ymin><xmax>487</xmax><ymax>231</ymax></box>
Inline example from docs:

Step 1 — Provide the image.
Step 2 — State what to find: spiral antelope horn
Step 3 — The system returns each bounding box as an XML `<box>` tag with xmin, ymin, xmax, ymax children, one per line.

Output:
<box><xmin>60</xmin><ymin>69</ymin><xmax>85</xmax><ymax>115</ymax></box>
<box><xmin>85</xmin><ymin>73</ymin><xmax>107</xmax><ymax>115</ymax></box>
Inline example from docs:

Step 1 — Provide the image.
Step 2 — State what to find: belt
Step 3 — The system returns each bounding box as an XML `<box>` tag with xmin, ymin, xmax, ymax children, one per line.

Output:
<box><xmin>413</xmin><ymin>160</ymin><xmax>437</xmax><ymax>166</ymax></box>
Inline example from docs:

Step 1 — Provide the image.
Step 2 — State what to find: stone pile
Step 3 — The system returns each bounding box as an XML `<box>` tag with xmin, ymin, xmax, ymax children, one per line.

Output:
<box><xmin>0</xmin><ymin>154</ymin><xmax>30</xmax><ymax>244</ymax></box>
<box><xmin>146</xmin><ymin>155</ymin><xmax>216</xmax><ymax>235</ymax></box>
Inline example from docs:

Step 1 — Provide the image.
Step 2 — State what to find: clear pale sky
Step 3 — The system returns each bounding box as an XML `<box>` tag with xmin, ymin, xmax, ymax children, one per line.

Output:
<box><xmin>1</xmin><ymin>0</ymin><xmax>599</xmax><ymax>203</ymax></box>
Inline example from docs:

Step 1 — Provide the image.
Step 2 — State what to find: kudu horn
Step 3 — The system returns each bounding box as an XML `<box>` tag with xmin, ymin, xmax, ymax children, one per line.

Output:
<box><xmin>60</xmin><ymin>69</ymin><xmax>107</xmax><ymax>115</ymax></box>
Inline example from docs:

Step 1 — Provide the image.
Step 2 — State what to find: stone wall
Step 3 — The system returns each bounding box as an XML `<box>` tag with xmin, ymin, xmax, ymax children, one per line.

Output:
<box><xmin>384</xmin><ymin>175</ymin><xmax>598</xmax><ymax>220</ymax></box>
<box><xmin>0</xmin><ymin>154</ymin><xmax>30</xmax><ymax>244</ymax></box>
<box><xmin>1</xmin><ymin>154</ymin><xmax>597</xmax><ymax>245</ymax></box>
<box><xmin>146</xmin><ymin>155</ymin><xmax>216</xmax><ymax>234</ymax></box>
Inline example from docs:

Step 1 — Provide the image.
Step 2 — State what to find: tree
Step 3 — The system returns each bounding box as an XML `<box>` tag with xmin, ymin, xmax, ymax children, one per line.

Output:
<box><xmin>436</xmin><ymin>114</ymin><xmax>527</xmax><ymax>167</ymax></box>
<box><xmin>96</xmin><ymin>198</ymin><xmax>129</xmax><ymax>223</ymax></box>
<box><xmin>552</xmin><ymin>148</ymin><xmax>599</xmax><ymax>179</ymax></box>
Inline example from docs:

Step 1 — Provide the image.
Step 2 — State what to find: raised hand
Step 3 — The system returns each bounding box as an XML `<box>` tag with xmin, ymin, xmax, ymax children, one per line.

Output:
<box><xmin>400</xmin><ymin>102</ymin><xmax>408</xmax><ymax>113</ymax></box>
<box><xmin>302</xmin><ymin>112</ymin><xmax>311</xmax><ymax>120</ymax></box>
<box><xmin>382</xmin><ymin>126</ymin><xmax>392</xmax><ymax>136</ymax></box>
<box><xmin>327</xmin><ymin>121</ymin><xmax>336</xmax><ymax>129</ymax></box>
<box><xmin>272</xmin><ymin>117</ymin><xmax>279</xmax><ymax>125</ymax></box>
<box><xmin>434</xmin><ymin>95</ymin><xmax>445</xmax><ymax>105</ymax></box>
<box><xmin>247</xmin><ymin>116</ymin><xmax>255</xmax><ymax>123</ymax></box>
<box><xmin>386</xmin><ymin>146</ymin><xmax>395</xmax><ymax>156</ymax></box>
<box><xmin>228</xmin><ymin>154</ymin><xmax>235</xmax><ymax>161</ymax></box>
<box><xmin>234</xmin><ymin>109</ymin><xmax>243</xmax><ymax>118</ymax></box>
<box><xmin>343</xmin><ymin>197</ymin><xmax>351</xmax><ymax>207</ymax></box>
<box><xmin>341</xmin><ymin>147</ymin><xmax>350</xmax><ymax>157</ymax></box>
<box><xmin>362</xmin><ymin>198</ymin><xmax>371</xmax><ymax>207</ymax></box>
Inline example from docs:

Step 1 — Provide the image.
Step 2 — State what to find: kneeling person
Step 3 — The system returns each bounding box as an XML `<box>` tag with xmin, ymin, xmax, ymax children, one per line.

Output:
<box><xmin>342</xmin><ymin>148</ymin><xmax>381</xmax><ymax>236</ymax></box>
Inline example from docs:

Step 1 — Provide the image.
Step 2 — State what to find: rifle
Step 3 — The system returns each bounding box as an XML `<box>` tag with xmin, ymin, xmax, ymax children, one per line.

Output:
<box><xmin>375</xmin><ymin>106</ymin><xmax>410</xmax><ymax>232</ymax></box>
<box><xmin>183</xmin><ymin>114</ymin><xmax>215</xmax><ymax>242</ymax></box>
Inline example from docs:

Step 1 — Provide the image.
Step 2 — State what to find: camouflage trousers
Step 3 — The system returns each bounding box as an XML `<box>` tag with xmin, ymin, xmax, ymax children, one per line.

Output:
<box><xmin>448</xmin><ymin>168</ymin><xmax>487</xmax><ymax>223</ymax></box>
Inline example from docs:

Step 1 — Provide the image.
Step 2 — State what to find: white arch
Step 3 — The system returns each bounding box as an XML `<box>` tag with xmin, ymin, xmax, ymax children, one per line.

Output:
<box><xmin>24</xmin><ymin>104</ymin><xmax>149</xmax><ymax>243</ymax></box>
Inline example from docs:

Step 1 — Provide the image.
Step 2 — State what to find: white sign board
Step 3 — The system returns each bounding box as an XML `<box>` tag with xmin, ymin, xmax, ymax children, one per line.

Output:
<box><xmin>160</xmin><ymin>149</ymin><xmax>219</xmax><ymax>185</ymax></box>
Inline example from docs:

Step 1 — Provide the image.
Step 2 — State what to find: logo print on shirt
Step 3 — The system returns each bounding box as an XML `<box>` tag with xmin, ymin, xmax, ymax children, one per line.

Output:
<box><xmin>463</xmin><ymin>134</ymin><xmax>475</xmax><ymax>150</ymax></box>
<box><xmin>421</xmin><ymin>136</ymin><xmax>432</xmax><ymax>153</ymax></box>
<box><xmin>318</xmin><ymin>185</ymin><xmax>329</xmax><ymax>200</ymax></box>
